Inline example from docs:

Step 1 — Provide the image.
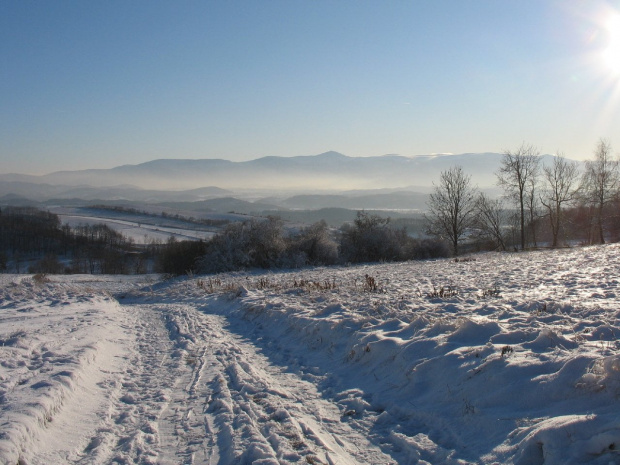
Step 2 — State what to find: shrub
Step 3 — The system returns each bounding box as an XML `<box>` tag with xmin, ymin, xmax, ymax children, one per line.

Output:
<box><xmin>287</xmin><ymin>220</ymin><xmax>339</xmax><ymax>266</ymax></box>
<box><xmin>406</xmin><ymin>238</ymin><xmax>450</xmax><ymax>260</ymax></box>
<box><xmin>199</xmin><ymin>217</ymin><xmax>286</xmax><ymax>273</ymax></box>
<box><xmin>29</xmin><ymin>254</ymin><xmax>63</xmax><ymax>274</ymax></box>
<box><xmin>32</xmin><ymin>273</ymin><xmax>50</xmax><ymax>284</ymax></box>
<box><xmin>155</xmin><ymin>237</ymin><xmax>206</xmax><ymax>275</ymax></box>
<box><xmin>340</xmin><ymin>211</ymin><xmax>408</xmax><ymax>263</ymax></box>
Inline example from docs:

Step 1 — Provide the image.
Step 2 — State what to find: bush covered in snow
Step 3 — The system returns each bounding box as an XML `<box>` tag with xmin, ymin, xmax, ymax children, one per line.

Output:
<box><xmin>339</xmin><ymin>211</ymin><xmax>409</xmax><ymax>262</ymax></box>
<box><xmin>197</xmin><ymin>212</ymin><xmax>449</xmax><ymax>274</ymax></box>
<box><xmin>199</xmin><ymin>217</ymin><xmax>291</xmax><ymax>273</ymax></box>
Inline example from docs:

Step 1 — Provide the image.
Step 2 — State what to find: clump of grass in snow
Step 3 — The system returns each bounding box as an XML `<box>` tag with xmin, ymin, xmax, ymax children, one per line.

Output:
<box><xmin>32</xmin><ymin>273</ymin><xmax>50</xmax><ymax>285</ymax></box>
<box><xmin>363</xmin><ymin>274</ymin><xmax>378</xmax><ymax>292</ymax></box>
<box><xmin>479</xmin><ymin>283</ymin><xmax>501</xmax><ymax>298</ymax></box>
<box><xmin>501</xmin><ymin>345</ymin><xmax>513</xmax><ymax>357</ymax></box>
<box><xmin>305</xmin><ymin>455</ymin><xmax>325</xmax><ymax>465</ymax></box>
<box><xmin>292</xmin><ymin>278</ymin><xmax>338</xmax><ymax>291</ymax></box>
<box><xmin>427</xmin><ymin>284</ymin><xmax>458</xmax><ymax>298</ymax></box>
<box><xmin>197</xmin><ymin>277</ymin><xmax>222</xmax><ymax>293</ymax></box>
<box><xmin>454</xmin><ymin>257</ymin><xmax>476</xmax><ymax>263</ymax></box>
<box><xmin>197</xmin><ymin>277</ymin><xmax>242</xmax><ymax>294</ymax></box>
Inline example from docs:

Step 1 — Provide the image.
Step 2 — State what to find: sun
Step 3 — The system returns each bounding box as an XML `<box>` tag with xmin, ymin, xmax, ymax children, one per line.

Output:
<box><xmin>602</xmin><ymin>14</ymin><xmax>620</xmax><ymax>74</ymax></box>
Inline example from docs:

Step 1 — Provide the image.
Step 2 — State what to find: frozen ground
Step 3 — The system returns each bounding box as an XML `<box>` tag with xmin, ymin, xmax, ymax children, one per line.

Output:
<box><xmin>57</xmin><ymin>214</ymin><xmax>216</xmax><ymax>244</ymax></box>
<box><xmin>1</xmin><ymin>245</ymin><xmax>620</xmax><ymax>464</ymax></box>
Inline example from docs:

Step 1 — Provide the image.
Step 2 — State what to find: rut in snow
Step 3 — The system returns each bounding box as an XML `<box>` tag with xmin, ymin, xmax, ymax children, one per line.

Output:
<box><xmin>64</xmin><ymin>293</ymin><xmax>394</xmax><ymax>465</ymax></box>
<box><xmin>155</xmin><ymin>302</ymin><xmax>393</xmax><ymax>464</ymax></box>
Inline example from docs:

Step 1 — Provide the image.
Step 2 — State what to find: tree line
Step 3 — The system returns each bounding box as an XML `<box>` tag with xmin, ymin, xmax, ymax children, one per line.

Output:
<box><xmin>425</xmin><ymin>139</ymin><xmax>620</xmax><ymax>255</ymax></box>
<box><xmin>0</xmin><ymin>207</ymin><xmax>157</xmax><ymax>274</ymax></box>
<box><xmin>0</xmin><ymin>206</ymin><xmax>448</xmax><ymax>275</ymax></box>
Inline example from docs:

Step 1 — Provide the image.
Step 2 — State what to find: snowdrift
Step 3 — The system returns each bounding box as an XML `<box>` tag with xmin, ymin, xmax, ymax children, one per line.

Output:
<box><xmin>2</xmin><ymin>245</ymin><xmax>620</xmax><ymax>463</ymax></box>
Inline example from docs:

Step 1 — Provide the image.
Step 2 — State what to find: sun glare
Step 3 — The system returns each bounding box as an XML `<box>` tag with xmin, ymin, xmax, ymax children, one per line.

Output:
<box><xmin>603</xmin><ymin>14</ymin><xmax>620</xmax><ymax>74</ymax></box>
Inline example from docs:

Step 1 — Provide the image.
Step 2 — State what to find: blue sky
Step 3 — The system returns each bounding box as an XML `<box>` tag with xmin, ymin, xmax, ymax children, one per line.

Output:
<box><xmin>2</xmin><ymin>0</ymin><xmax>620</xmax><ymax>174</ymax></box>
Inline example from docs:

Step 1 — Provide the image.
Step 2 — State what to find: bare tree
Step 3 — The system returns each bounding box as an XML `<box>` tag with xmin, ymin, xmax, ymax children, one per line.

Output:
<box><xmin>525</xmin><ymin>173</ymin><xmax>541</xmax><ymax>247</ymax></box>
<box><xmin>581</xmin><ymin>139</ymin><xmax>620</xmax><ymax>244</ymax></box>
<box><xmin>426</xmin><ymin>166</ymin><xmax>477</xmax><ymax>256</ymax></box>
<box><xmin>540</xmin><ymin>153</ymin><xmax>580</xmax><ymax>247</ymax></box>
<box><xmin>496</xmin><ymin>143</ymin><xmax>541</xmax><ymax>250</ymax></box>
<box><xmin>474</xmin><ymin>193</ymin><xmax>509</xmax><ymax>251</ymax></box>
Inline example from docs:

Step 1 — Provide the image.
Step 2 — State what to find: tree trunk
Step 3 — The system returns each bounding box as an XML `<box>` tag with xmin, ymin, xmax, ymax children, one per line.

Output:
<box><xmin>520</xmin><ymin>198</ymin><xmax>525</xmax><ymax>250</ymax></box>
<box><xmin>552</xmin><ymin>209</ymin><xmax>560</xmax><ymax>248</ymax></box>
<box><xmin>598</xmin><ymin>204</ymin><xmax>605</xmax><ymax>244</ymax></box>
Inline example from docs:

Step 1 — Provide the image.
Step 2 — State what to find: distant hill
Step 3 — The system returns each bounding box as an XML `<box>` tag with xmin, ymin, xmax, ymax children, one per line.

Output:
<box><xmin>160</xmin><ymin>197</ymin><xmax>281</xmax><ymax>215</ymax></box>
<box><xmin>260</xmin><ymin>207</ymin><xmax>425</xmax><ymax>228</ymax></box>
<box><xmin>0</xmin><ymin>194</ymin><xmax>39</xmax><ymax>207</ymax></box>
<box><xmin>0</xmin><ymin>152</ymin><xmax>512</xmax><ymax>190</ymax></box>
<box><xmin>274</xmin><ymin>191</ymin><xmax>430</xmax><ymax>211</ymax></box>
<box><xmin>0</xmin><ymin>181</ymin><xmax>232</xmax><ymax>203</ymax></box>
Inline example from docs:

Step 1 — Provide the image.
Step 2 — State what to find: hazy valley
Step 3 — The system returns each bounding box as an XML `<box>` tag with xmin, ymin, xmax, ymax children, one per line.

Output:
<box><xmin>0</xmin><ymin>152</ymin><xmax>505</xmax><ymax>250</ymax></box>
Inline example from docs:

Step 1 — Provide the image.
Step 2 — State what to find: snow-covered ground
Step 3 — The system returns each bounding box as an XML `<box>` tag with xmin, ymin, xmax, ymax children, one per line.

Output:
<box><xmin>2</xmin><ymin>245</ymin><xmax>620</xmax><ymax>464</ymax></box>
<box><xmin>58</xmin><ymin>214</ymin><xmax>217</xmax><ymax>244</ymax></box>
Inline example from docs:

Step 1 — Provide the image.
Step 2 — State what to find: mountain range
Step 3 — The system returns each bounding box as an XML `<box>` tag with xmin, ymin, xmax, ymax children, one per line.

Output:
<box><xmin>1</xmin><ymin>152</ymin><xmax>511</xmax><ymax>191</ymax></box>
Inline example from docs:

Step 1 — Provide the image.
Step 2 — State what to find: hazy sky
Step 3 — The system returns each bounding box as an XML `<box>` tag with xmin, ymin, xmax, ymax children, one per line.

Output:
<box><xmin>2</xmin><ymin>1</ymin><xmax>620</xmax><ymax>174</ymax></box>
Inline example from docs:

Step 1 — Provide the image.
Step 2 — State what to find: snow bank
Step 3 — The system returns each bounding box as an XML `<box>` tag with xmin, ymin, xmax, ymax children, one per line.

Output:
<box><xmin>0</xmin><ymin>275</ymin><xmax>132</xmax><ymax>464</ymax></box>
<box><xmin>184</xmin><ymin>244</ymin><xmax>620</xmax><ymax>463</ymax></box>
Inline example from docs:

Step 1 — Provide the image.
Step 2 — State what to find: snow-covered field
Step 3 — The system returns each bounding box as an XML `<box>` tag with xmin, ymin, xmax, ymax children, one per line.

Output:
<box><xmin>2</xmin><ymin>245</ymin><xmax>620</xmax><ymax>464</ymax></box>
<box><xmin>58</xmin><ymin>214</ymin><xmax>216</xmax><ymax>244</ymax></box>
<box><xmin>61</xmin><ymin>215</ymin><xmax>215</xmax><ymax>244</ymax></box>
<box><xmin>48</xmin><ymin>207</ymin><xmax>249</xmax><ymax>244</ymax></box>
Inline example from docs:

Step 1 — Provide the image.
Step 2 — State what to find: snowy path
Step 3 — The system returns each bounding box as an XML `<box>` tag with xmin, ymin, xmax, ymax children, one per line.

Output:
<box><xmin>0</xmin><ymin>276</ymin><xmax>393</xmax><ymax>464</ymax></box>
<box><xmin>123</xmin><ymin>300</ymin><xmax>393</xmax><ymax>465</ymax></box>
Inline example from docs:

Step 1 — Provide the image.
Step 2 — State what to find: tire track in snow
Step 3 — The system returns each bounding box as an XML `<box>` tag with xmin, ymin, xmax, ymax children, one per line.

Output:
<box><xmin>73</xmin><ymin>304</ymin><xmax>179</xmax><ymax>465</ymax></box>
<box><xmin>157</xmin><ymin>308</ymin><xmax>221</xmax><ymax>465</ymax></box>
<box><xmin>152</xmin><ymin>302</ymin><xmax>394</xmax><ymax>464</ymax></box>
